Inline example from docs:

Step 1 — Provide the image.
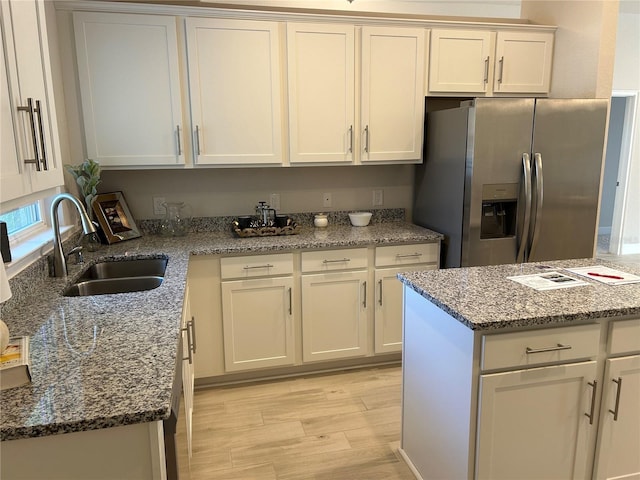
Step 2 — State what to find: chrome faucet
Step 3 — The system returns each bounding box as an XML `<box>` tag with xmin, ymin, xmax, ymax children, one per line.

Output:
<box><xmin>50</xmin><ymin>193</ymin><xmax>97</xmax><ymax>277</ymax></box>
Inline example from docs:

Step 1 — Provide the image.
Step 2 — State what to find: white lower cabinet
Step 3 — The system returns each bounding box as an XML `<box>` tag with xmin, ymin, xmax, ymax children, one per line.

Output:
<box><xmin>221</xmin><ymin>277</ymin><xmax>294</xmax><ymax>372</ymax></box>
<box><xmin>301</xmin><ymin>270</ymin><xmax>368</xmax><ymax>362</ymax></box>
<box><xmin>594</xmin><ymin>355</ymin><xmax>640</xmax><ymax>480</ymax></box>
<box><xmin>476</xmin><ymin>361</ymin><xmax>598</xmax><ymax>480</ymax></box>
<box><xmin>181</xmin><ymin>283</ymin><xmax>195</xmax><ymax>459</ymax></box>
<box><xmin>593</xmin><ymin>318</ymin><xmax>640</xmax><ymax>480</ymax></box>
<box><xmin>374</xmin><ymin>243</ymin><xmax>439</xmax><ymax>353</ymax></box>
<box><xmin>221</xmin><ymin>262</ymin><xmax>295</xmax><ymax>372</ymax></box>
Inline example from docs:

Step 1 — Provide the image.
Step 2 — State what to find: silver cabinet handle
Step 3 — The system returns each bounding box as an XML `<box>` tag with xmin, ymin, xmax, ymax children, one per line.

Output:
<box><xmin>362</xmin><ymin>281</ymin><xmax>367</xmax><ymax>308</ymax></box>
<box><xmin>497</xmin><ymin>56</ymin><xmax>504</xmax><ymax>83</ymax></box>
<box><xmin>243</xmin><ymin>264</ymin><xmax>274</xmax><ymax>270</ymax></box>
<box><xmin>348</xmin><ymin>125</ymin><xmax>353</xmax><ymax>153</ymax></box>
<box><xmin>190</xmin><ymin>316</ymin><xmax>196</xmax><ymax>354</ymax></box>
<box><xmin>378</xmin><ymin>279</ymin><xmax>383</xmax><ymax>306</ymax></box>
<box><xmin>609</xmin><ymin>377</ymin><xmax>622</xmax><ymax>421</ymax></box>
<box><xmin>396</xmin><ymin>253</ymin><xmax>422</xmax><ymax>259</ymax></box>
<box><xmin>525</xmin><ymin>343</ymin><xmax>571</xmax><ymax>354</ymax></box>
<box><xmin>322</xmin><ymin>258</ymin><xmax>350</xmax><ymax>264</ymax></box>
<box><xmin>34</xmin><ymin>100</ymin><xmax>48</xmax><ymax>170</ymax></box>
<box><xmin>182</xmin><ymin>320</ymin><xmax>193</xmax><ymax>365</ymax></box>
<box><xmin>17</xmin><ymin>98</ymin><xmax>41</xmax><ymax>171</ymax></box>
<box><xmin>585</xmin><ymin>380</ymin><xmax>597</xmax><ymax>425</ymax></box>
<box><xmin>195</xmin><ymin>125</ymin><xmax>201</xmax><ymax>155</ymax></box>
<box><xmin>363</xmin><ymin>125</ymin><xmax>370</xmax><ymax>153</ymax></box>
<box><xmin>483</xmin><ymin>56</ymin><xmax>490</xmax><ymax>83</ymax></box>
<box><xmin>176</xmin><ymin>125</ymin><xmax>182</xmax><ymax>156</ymax></box>
<box><xmin>288</xmin><ymin>287</ymin><xmax>292</xmax><ymax>315</ymax></box>
<box><xmin>517</xmin><ymin>153</ymin><xmax>532</xmax><ymax>263</ymax></box>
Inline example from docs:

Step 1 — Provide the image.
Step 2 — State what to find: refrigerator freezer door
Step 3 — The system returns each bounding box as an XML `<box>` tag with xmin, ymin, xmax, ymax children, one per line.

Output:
<box><xmin>463</xmin><ymin>98</ymin><xmax>535</xmax><ymax>266</ymax></box>
<box><xmin>528</xmin><ymin>99</ymin><xmax>608</xmax><ymax>262</ymax></box>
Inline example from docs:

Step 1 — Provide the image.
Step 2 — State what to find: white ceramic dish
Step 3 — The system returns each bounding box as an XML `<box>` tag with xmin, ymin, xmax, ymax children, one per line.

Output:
<box><xmin>348</xmin><ymin>212</ymin><xmax>372</xmax><ymax>227</ymax></box>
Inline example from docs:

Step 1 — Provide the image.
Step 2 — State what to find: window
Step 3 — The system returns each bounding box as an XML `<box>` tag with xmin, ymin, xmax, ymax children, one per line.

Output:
<box><xmin>0</xmin><ymin>201</ymin><xmax>45</xmax><ymax>239</ymax></box>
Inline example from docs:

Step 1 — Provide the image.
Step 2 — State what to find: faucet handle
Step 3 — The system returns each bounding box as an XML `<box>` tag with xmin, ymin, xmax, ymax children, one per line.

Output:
<box><xmin>65</xmin><ymin>246</ymin><xmax>84</xmax><ymax>265</ymax></box>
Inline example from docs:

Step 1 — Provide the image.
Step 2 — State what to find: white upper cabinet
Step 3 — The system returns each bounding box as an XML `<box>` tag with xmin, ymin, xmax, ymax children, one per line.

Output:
<box><xmin>73</xmin><ymin>12</ymin><xmax>184</xmax><ymax>167</ymax></box>
<box><xmin>428</xmin><ymin>28</ymin><xmax>554</xmax><ymax>96</ymax></box>
<box><xmin>428</xmin><ymin>29</ymin><xmax>493</xmax><ymax>94</ymax></box>
<box><xmin>286</xmin><ymin>23</ymin><xmax>355</xmax><ymax>164</ymax></box>
<box><xmin>186</xmin><ymin>18</ymin><xmax>284</xmax><ymax>166</ymax></box>
<box><xmin>1</xmin><ymin>0</ymin><xmax>63</xmax><ymax>202</ymax></box>
<box><xmin>493</xmin><ymin>31</ymin><xmax>554</xmax><ymax>94</ymax></box>
<box><xmin>287</xmin><ymin>23</ymin><xmax>425</xmax><ymax>165</ymax></box>
<box><xmin>361</xmin><ymin>26</ymin><xmax>425</xmax><ymax>163</ymax></box>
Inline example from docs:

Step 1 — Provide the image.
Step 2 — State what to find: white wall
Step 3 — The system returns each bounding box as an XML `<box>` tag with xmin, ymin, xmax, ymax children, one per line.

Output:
<box><xmin>612</xmin><ymin>7</ymin><xmax>640</xmax><ymax>252</ymax></box>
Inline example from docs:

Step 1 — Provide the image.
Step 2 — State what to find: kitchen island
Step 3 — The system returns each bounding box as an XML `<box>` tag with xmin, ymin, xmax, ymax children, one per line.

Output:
<box><xmin>397</xmin><ymin>259</ymin><xmax>640</xmax><ymax>480</ymax></box>
<box><xmin>0</xmin><ymin>221</ymin><xmax>441</xmax><ymax>479</ymax></box>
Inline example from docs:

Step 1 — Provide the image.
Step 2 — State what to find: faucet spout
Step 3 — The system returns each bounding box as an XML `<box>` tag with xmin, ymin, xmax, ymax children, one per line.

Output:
<box><xmin>50</xmin><ymin>193</ymin><xmax>97</xmax><ymax>277</ymax></box>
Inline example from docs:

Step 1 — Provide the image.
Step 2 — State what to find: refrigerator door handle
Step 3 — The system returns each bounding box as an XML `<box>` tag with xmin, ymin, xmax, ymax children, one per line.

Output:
<box><xmin>517</xmin><ymin>153</ymin><xmax>532</xmax><ymax>263</ymax></box>
<box><xmin>529</xmin><ymin>153</ymin><xmax>544</xmax><ymax>259</ymax></box>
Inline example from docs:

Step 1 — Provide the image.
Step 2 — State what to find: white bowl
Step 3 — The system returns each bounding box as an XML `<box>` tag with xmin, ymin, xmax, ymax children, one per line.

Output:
<box><xmin>348</xmin><ymin>212</ymin><xmax>372</xmax><ymax>227</ymax></box>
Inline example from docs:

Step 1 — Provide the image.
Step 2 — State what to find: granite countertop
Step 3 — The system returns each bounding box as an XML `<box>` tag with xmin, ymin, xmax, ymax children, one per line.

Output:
<box><xmin>399</xmin><ymin>258</ymin><xmax>640</xmax><ymax>332</ymax></box>
<box><xmin>0</xmin><ymin>221</ymin><xmax>441</xmax><ymax>442</ymax></box>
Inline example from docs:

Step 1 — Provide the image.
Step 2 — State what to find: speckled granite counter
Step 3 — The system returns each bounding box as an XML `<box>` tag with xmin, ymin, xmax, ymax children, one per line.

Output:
<box><xmin>0</xmin><ymin>222</ymin><xmax>441</xmax><ymax>442</ymax></box>
<box><xmin>399</xmin><ymin>258</ymin><xmax>640</xmax><ymax>331</ymax></box>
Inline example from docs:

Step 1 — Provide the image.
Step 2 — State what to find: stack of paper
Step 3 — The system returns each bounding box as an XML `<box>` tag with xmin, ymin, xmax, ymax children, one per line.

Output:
<box><xmin>565</xmin><ymin>266</ymin><xmax>640</xmax><ymax>285</ymax></box>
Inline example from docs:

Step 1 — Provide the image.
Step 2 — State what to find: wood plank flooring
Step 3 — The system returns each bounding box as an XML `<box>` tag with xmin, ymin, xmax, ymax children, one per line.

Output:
<box><xmin>176</xmin><ymin>365</ymin><xmax>416</xmax><ymax>480</ymax></box>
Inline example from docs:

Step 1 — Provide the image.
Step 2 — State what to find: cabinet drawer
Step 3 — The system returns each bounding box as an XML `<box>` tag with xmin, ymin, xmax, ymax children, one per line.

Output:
<box><xmin>221</xmin><ymin>253</ymin><xmax>293</xmax><ymax>279</ymax></box>
<box><xmin>301</xmin><ymin>248</ymin><xmax>368</xmax><ymax>273</ymax></box>
<box><xmin>481</xmin><ymin>324</ymin><xmax>601</xmax><ymax>371</ymax></box>
<box><xmin>375</xmin><ymin>243</ymin><xmax>439</xmax><ymax>267</ymax></box>
<box><xmin>609</xmin><ymin>319</ymin><xmax>640</xmax><ymax>355</ymax></box>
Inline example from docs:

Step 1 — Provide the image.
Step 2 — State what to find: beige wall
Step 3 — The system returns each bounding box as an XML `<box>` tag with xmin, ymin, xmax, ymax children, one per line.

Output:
<box><xmin>99</xmin><ymin>165</ymin><xmax>415</xmax><ymax>220</ymax></box>
<box><xmin>521</xmin><ymin>0</ymin><xmax>619</xmax><ymax>99</ymax></box>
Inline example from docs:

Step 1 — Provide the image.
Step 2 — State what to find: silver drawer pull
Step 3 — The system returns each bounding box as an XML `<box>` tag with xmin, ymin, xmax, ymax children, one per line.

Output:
<box><xmin>243</xmin><ymin>264</ymin><xmax>274</xmax><ymax>270</ymax></box>
<box><xmin>322</xmin><ymin>258</ymin><xmax>350</xmax><ymax>264</ymax></box>
<box><xmin>396</xmin><ymin>253</ymin><xmax>422</xmax><ymax>259</ymax></box>
<box><xmin>609</xmin><ymin>377</ymin><xmax>622</xmax><ymax>421</ymax></box>
<box><xmin>525</xmin><ymin>343</ymin><xmax>572</xmax><ymax>354</ymax></box>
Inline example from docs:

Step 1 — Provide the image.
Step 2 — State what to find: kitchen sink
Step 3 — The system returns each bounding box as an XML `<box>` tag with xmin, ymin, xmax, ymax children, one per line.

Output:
<box><xmin>63</xmin><ymin>257</ymin><xmax>168</xmax><ymax>297</ymax></box>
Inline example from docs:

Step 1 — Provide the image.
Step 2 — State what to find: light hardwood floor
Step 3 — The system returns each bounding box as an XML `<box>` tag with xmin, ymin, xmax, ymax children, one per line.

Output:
<box><xmin>176</xmin><ymin>364</ymin><xmax>416</xmax><ymax>480</ymax></box>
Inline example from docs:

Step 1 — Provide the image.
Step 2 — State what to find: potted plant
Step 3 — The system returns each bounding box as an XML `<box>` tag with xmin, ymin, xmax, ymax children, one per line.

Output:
<box><xmin>65</xmin><ymin>159</ymin><xmax>101</xmax><ymax>220</ymax></box>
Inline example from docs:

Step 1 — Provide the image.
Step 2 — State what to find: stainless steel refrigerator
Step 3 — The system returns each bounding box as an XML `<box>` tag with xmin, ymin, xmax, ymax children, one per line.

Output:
<box><xmin>413</xmin><ymin>98</ymin><xmax>608</xmax><ymax>268</ymax></box>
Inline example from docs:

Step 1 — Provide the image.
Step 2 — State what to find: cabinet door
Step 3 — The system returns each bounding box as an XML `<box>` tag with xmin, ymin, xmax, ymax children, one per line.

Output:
<box><xmin>74</xmin><ymin>12</ymin><xmax>184</xmax><ymax>167</ymax></box>
<box><xmin>180</xmin><ymin>284</ymin><xmax>194</xmax><ymax>459</ymax></box>
<box><xmin>301</xmin><ymin>271</ymin><xmax>367</xmax><ymax>362</ymax></box>
<box><xmin>374</xmin><ymin>265</ymin><xmax>435</xmax><ymax>354</ymax></box>
<box><xmin>186</xmin><ymin>18</ymin><xmax>283</xmax><ymax>166</ymax></box>
<box><xmin>493</xmin><ymin>31</ymin><xmax>553</xmax><ymax>94</ymax></box>
<box><xmin>428</xmin><ymin>29</ymin><xmax>493</xmax><ymax>94</ymax></box>
<box><xmin>594</xmin><ymin>355</ymin><xmax>640</xmax><ymax>480</ymax></box>
<box><xmin>361</xmin><ymin>26</ymin><xmax>425</xmax><ymax>163</ymax></box>
<box><xmin>0</xmin><ymin>21</ymin><xmax>29</xmax><ymax>202</ymax></box>
<box><xmin>287</xmin><ymin>23</ymin><xmax>355</xmax><ymax>164</ymax></box>
<box><xmin>221</xmin><ymin>277</ymin><xmax>294</xmax><ymax>372</ymax></box>
<box><xmin>1</xmin><ymin>0</ymin><xmax>63</xmax><ymax>199</ymax></box>
<box><xmin>476</xmin><ymin>361</ymin><xmax>598</xmax><ymax>480</ymax></box>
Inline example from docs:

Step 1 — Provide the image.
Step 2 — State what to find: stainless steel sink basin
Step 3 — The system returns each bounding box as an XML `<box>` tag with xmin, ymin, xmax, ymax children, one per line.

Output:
<box><xmin>63</xmin><ymin>257</ymin><xmax>168</xmax><ymax>296</ymax></box>
<box><xmin>64</xmin><ymin>276</ymin><xmax>164</xmax><ymax>296</ymax></box>
<box><xmin>75</xmin><ymin>258</ymin><xmax>168</xmax><ymax>281</ymax></box>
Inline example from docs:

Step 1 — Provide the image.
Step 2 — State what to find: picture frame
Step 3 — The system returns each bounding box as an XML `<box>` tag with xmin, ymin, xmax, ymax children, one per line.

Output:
<box><xmin>92</xmin><ymin>192</ymin><xmax>141</xmax><ymax>244</ymax></box>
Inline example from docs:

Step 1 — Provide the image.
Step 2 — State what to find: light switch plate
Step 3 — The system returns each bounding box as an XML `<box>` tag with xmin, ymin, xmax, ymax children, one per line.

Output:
<box><xmin>153</xmin><ymin>196</ymin><xmax>166</xmax><ymax>215</ymax></box>
<box><xmin>270</xmin><ymin>193</ymin><xmax>281</xmax><ymax>211</ymax></box>
<box><xmin>373</xmin><ymin>189</ymin><xmax>384</xmax><ymax>206</ymax></box>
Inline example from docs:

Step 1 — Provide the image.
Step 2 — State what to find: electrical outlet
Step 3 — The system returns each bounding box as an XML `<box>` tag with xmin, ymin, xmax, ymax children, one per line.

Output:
<box><xmin>373</xmin><ymin>189</ymin><xmax>384</xmax><ymax>206</ymax></box>
<box><xmin>152</xmin><ymin>196</ymin><xmax>166</xmax><ymax>215</ymax></box>
<box><xmin>322</xmin><ymin>192</ymin><xmax>332</xmax><ymax>208</ymax></box>
<box><xmin>269</xmin><ymin>193</ymin><xmax>281</xmax><ymax>211</ymax></box>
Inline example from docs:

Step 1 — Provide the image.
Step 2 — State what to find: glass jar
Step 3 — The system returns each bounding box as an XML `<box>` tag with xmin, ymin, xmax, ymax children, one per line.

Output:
<box><xmin>160</xmin><ymin>202</ymin><xmax>192</xmax><ymax>237</ymax></box>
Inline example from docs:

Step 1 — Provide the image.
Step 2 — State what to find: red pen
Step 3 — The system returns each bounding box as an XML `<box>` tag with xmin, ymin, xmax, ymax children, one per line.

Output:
<box><xmin>588</xmin><ymin>272</ymin><xmax>624</xmax><ymax>280</ymax></box>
